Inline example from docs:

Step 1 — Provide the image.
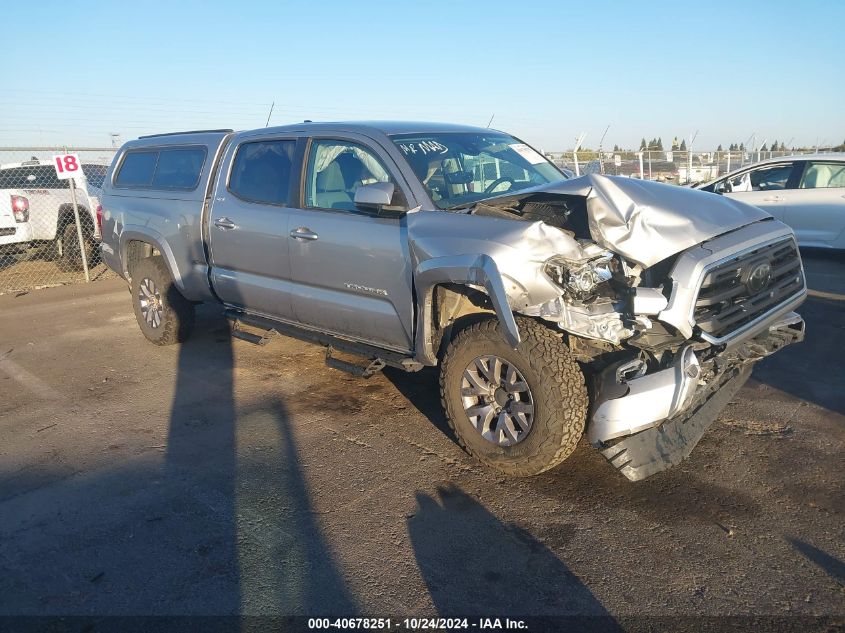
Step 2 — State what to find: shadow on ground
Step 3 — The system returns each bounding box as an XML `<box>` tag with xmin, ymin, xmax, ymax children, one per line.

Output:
<box><xmin>787</xmin><ymin>537</ymin><xmax>845</xmax><ymax>587</ymax></box>
<box><xmin>384</xmin><ymin>367</ymin><xmax>454</xmax><ymax>441</ymax></box>
<box><xmin>1</xmin><ymin>304</ymin><xmax>354</xmax><ymax>616</ymax></box>
<box><xmin>407</xmin><ymin>484</ymin><xmax>623</xmax><ymax>629</ymax></box>
<box><xmin>161</xmin><ymin>305</ymin><xmax>355</xmax><ymax>615</ymax></box>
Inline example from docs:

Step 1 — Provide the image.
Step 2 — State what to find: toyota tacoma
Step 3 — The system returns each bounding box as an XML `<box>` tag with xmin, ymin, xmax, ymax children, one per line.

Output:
<box><xmin>99</xmin><ymin>122</ymin><xmax>806</xmax><ymax>480</ymax></box>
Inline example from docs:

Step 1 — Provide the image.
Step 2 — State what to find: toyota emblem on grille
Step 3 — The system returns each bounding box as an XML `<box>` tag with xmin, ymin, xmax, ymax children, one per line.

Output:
<box><xmin>746</xmin><ymin>262</ymin><xmax>772</xmax><ymax>293</ymax></box>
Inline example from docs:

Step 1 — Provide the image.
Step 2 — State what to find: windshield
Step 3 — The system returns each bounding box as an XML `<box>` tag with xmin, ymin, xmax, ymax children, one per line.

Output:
<box><xmin>391</xmin><ymin>132</ymin><xmax>564</xmax><ymax>209</ymax></box>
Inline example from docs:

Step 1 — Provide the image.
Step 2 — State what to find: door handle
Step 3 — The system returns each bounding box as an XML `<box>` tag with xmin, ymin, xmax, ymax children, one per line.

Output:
<box><xmin>214</xmin><ymin>217</ymin><xmax>237</xmax><ymax>230</ymax></box>
<box><xmin>290</xmin><ymin>227</ymin><xmax>319</xmax><ymax>241</ymax></box>
<box><xmin>762</xmin><ymin>195</ymin><xmax>784</xmax><ymax>202</ymax></box>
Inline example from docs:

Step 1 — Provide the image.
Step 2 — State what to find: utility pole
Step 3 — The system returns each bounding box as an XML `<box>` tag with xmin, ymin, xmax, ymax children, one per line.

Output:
<box><xmin>687</xmin><ymin>130</ymin><xmax>698</xmax><ymax>184</ymax></box>
<box><xmin>597</xmin><ymin>124</ymin><xmax>610</xmax><ymax>175</ymax></box>
<box><xmin>573</xmin><ymin>133</ymin><xmax>586</xmax><ymax>177</ymax></box>
<box><xmin>742</xmin><ymin>133</ymin><xmax>755</xmax><ymax>167</ymax></box>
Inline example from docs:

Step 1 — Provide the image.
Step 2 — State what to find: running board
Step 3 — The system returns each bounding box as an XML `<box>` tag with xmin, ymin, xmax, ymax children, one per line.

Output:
<box><xmin>230</xmin><ymin>320</ymin><xmax>276</xmax><ymax>346</ymax></box>
<box><xmin>224</xmin><ymin>309</ymin><xmax>424</xmax><ymax>373</ymax></box>
<box><xmin>325</xmin><ymin>346</ymin><xmax>386</xmax><ymax>378</ymax></box>
<box><xmin>231</xmin><ymin>328</ymin><xmax>274</xmax><ymax>346</ymax></box>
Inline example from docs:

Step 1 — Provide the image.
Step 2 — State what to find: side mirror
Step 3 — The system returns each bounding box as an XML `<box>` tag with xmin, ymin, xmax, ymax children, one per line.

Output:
<box><xmin>354</xmin><ymin>182</ymin><xmax>405</xmax><ymax>216</ymax></box>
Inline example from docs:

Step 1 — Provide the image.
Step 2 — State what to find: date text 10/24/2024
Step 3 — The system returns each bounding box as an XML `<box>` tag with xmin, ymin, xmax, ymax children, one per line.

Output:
<box><xmin>308</xmin><ymin>618</ymin><xmax>528</xmax><ymax>630</ymax></box>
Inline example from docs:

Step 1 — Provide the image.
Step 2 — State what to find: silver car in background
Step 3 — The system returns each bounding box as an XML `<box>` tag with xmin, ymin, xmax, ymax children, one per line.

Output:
<box><xmin>697</xmin><ymin>154</ymin><xmax>845</xmax><ymax>250</ymax></box>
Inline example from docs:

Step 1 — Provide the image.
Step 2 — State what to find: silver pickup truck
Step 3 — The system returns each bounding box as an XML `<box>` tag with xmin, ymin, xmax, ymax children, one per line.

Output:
<box><xmin>99</xmin><ymin>122</ymin><xmax>806</xmax><ymax>481</ymax></box>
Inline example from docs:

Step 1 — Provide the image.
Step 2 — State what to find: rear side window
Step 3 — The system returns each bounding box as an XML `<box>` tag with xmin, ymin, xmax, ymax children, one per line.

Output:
<box><xmin>115</xmin><ymin>151</ymin><xmax>157</xmax><ymax>186</ymax></box>
<box><xmin>800</xmin><ymin>162</ymin><xmax>845</xmax><ymax>189</ymax></box>
<box><xmin>152</xmin><ymin>148</ymin><xmax>206</xmax><ymax>189</ymax></box>
<box><xmin>228</xmin><ymin>140</ymin><xmax>296</xmax><ymax>206</ymax></box>
<box><xmin>115</xmin><ymin>146</ymin><xmax>206</xmax><ymax>190</ymax></box>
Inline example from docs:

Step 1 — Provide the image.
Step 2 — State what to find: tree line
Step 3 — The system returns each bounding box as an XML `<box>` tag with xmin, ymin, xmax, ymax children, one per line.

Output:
<box><xmin>609</xmin><ymin>138</ymin><xmax>798</xmax><ymax>152</ymax></box>
<box><xmin>594</xmin><ymin>138</ymin><xmax>845</xmax><ymax>153</ymax></box>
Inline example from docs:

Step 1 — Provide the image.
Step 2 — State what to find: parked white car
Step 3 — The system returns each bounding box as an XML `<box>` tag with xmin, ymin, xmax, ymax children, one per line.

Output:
<box><xmin>0</xmin><ymin>159</ymin><xmax>107</xmax><ymax>270</ymax></box>
<box><xmin>0</xmin><ymin>192</ymin><xmax>32</xmax><ymax>262</ymax></box>
<box><xmin>697</xmin><ymin>154</ymin><xmax>845</xmax><ymax>250</ymax></box>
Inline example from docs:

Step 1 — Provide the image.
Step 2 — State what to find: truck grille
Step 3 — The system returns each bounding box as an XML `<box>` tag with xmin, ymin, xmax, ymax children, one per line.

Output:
<box><xmin>0</xmin><ymin>227</ymin><xmax>16</xmax><ymax>237</ymax></box>
<box><xmin>693</xmin><ymin>237</ymin><xmax>804</xmax><ymax>340</ymax></box>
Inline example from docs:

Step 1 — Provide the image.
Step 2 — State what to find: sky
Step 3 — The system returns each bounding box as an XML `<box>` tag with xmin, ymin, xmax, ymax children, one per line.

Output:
<box><xmin>2</xmin><ymin>0</ymin><xmax>844</xmax><ymax>151</ymax></box>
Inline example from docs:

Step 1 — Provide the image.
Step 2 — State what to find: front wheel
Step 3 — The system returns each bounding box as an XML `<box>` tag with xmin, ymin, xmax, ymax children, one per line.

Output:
<box><xmin>130</xmin><ymin>256</ymin><xmax>195</xmax><ymax>345</ymax></box>
<box><xmin>440</xmin><ymin>317</ymin><xmax>588</xmax><ymax>476</ymax></box>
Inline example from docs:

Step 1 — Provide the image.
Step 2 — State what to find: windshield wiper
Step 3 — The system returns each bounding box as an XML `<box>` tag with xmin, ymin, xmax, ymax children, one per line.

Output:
<box><xmin>442</xmin><ymin>202</ymin><xmax>473</xmax><ymax>211</ymax></box>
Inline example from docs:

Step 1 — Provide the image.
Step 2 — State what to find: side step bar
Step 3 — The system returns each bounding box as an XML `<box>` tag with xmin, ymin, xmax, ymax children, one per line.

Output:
<box><xmin>325</xmin><ymin>347</ymin><xmax>386</xmax><ymax>379</ymax></box>
<box><xmin>230</xmin><ymin>320</ymin><xmax>276</xmax><ymax>346</ymax></box>
<box><xmin>224</xmin><ymin>309</ymin><xmax>423</xmax><ymax>374</ymax></box>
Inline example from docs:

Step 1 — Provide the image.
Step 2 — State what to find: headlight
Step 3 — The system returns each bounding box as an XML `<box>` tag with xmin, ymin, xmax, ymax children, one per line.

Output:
<box><xmin>544</xmin><ymin>253</ymin><xmax>614</xmax><ymax>298</ymax></box>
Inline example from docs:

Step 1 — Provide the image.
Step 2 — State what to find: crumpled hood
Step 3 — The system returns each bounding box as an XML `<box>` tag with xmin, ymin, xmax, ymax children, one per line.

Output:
<box><xmin>493</xmin><ymin>174</ymin><xmax>770</xmax><ymax>268</ymax></box>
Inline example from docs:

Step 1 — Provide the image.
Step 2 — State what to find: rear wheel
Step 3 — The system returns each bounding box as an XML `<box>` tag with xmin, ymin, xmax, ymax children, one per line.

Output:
<box><xmin>56</xmin><ymin>222</ymin><xmax>93</xmax><ymax>272</ymax></box>
<box><xmin>130</xmin><ymin>256</ymin><xmax>195</xmax><ymax>345</ymax></box>
<box><xmin>440</xmin><ymin>316</ymin><xmax>588</xmax><ymax>476</ymax></box>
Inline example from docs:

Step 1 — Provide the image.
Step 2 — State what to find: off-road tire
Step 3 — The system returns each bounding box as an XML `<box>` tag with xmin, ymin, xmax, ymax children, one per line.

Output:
<box><xmin>130</xmin><ymin>256</ymin><xmax>195</xmax><ymax>345</ymax></box>
<box><xmin>56</xmin><ymin>222</ymin><xmax>92</xmax><ymax>272</ymax></box>
<box><xmin>440</xmin><ymin>316</ymin><xmax>588</xmax><ymax>476</ymax></box>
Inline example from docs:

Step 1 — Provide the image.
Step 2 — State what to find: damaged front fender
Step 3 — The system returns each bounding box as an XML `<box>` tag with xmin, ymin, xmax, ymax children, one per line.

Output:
<box><xmin>414</xmin><ymin>253</ymin><xmax>520</xmax><ymax>364</ymax></box>
<box><xmin>407</xmin><ymin>202</ymin><xmax>643</xmax><ymax>359</ymax></box>
<box><xmin>407</xmin><ymin>209</ymin><xmax>595</xmax><ymax>363</ymax></box>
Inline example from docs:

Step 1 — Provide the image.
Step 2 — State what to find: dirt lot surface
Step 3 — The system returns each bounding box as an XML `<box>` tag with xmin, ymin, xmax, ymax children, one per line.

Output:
<box><xmin>0</xmin><ymin>256</ymin><xmax>115</xmax><ymax>296</ymax></box>
<box><xmin>1</xmin><ymin>252</ymin><xmax>843</xmax><ymax>629</ymax></box>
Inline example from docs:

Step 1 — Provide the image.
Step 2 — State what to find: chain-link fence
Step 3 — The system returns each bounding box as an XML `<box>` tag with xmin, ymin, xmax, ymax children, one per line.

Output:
<box><xmin>0</xmin><ymin>147</ymin><xmax>117</xmax><ymax>295</ymax></box>
<box><xmin>2</xmin><ymin>142</ymin><xmax>842</xmax><ymax>295</ymax></box>
<box><xmin>553</xmin><ymin>149</ymin><xmax>845</xmax><ymax>185</ymax></box>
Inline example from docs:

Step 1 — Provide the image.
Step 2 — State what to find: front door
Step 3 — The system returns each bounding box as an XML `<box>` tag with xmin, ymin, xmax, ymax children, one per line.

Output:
<box><xmin>723</xmin><ymin>162</ymin><xmax>798</xmax><ymax>221</ymax></box>
<box><xmin>284</xmin><ymin>136</ymin><xmax>414</xmax><ymax>352</ymax></box>
<box><xmin>208</xmin><ymin>137</ymin><xmax>298</xmax><ymax>321</ymax></box>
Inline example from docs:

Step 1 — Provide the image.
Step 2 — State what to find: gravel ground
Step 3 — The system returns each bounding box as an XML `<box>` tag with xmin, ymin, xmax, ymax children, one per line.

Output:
<box><xmin>0</xmin><ymin>251</ymin><xmax>842</xmax><ymax>630</ymax></box>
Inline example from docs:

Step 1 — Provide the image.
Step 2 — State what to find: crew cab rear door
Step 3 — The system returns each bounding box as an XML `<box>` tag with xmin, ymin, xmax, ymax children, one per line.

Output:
<box><xmin>207</xmin><ymin>134</ymin><xmax>298</xmax><ymax>321</ymax></box>
<box><xmin>283</xmin><ymin>133</ymin><xmax>415</xmax><ymax>352</ymax></box>
<box><xmin>780</xmin><ymin>160</ymin><xmax>845</xmax><ymax>247</ymax></box>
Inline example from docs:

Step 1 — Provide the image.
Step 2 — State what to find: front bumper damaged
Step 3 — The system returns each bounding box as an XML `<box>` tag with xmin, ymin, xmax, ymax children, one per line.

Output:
<box><xmin>589</xmin><ymin>312</ymin><xmax>806</xmax><ymax>481</ymax></box>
